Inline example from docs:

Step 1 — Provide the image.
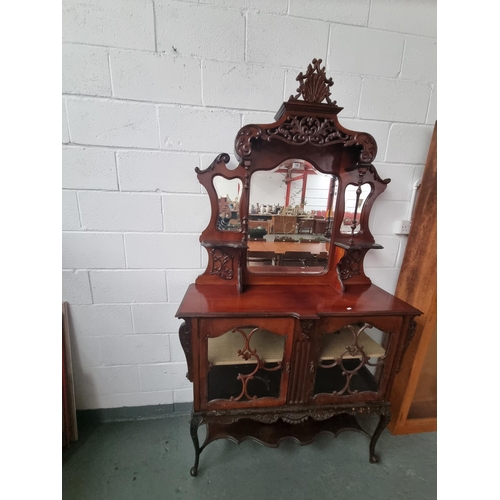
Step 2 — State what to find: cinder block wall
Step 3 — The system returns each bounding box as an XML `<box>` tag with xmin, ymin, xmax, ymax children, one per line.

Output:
<box><xmin>62</xmin><ymin>0</ymin><xmax>437</xmax><ymax>410</ymax></box>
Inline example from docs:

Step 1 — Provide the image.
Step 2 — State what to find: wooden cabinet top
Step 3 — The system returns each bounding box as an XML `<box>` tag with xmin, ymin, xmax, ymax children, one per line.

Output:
<box><xmin>176</xmin><ymin>283</ymin><xmax>421</xmax><ymax>319</ymax></box>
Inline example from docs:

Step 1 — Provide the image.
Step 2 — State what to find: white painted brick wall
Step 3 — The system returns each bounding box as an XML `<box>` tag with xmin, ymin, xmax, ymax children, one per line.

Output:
<box><xmin>62</xmin><ymin>147</ymin><xmax>118</xmax><ymax>190</ymax></box>
<box><xmin>69</xmin><ymin>305</ymin><xmax>134</xmax><ymax>336</ymax></box>
<box><xmin>78</xmin><ymin>191</ymin><xmax>163</xmax><ymax>231</ymax></box>
<box><xmin>247</xmin><ymin>13</ymin><xmax>329</xmax><ymax>67</ymax></box>
<box><xmin>158</xmin><ymin>106</ymin><xmax>239</xmax><ymax>152</ymax></box>
<box><xmin>62</xmin><ymin>191</ymin><xmax>81</xmax><ymax>230</ymax></box>
<box><xmin>131</xmin><ymin>303</ymin><xmax>182</xmax><ymax>333</ymax></box>
<box><xmin>62</xmin><ymin>45</ymin><xmax>112</xmax><ymax>97</ymax></box>
<box><xmin>328</xmin><ymin>24</ymin><xmax>405</xmax><ymax>78</ymax></box>
<box><xmin>62</xmin><ymin>0</ymin><xmax>436</xmax><ymax>409</ymax></box>
<box><xmin>62</xmin><ymin>232</ymin><xmax>125</xmax><ymax>269</ymax></box>
<box><xmin>162</xmin><ymin>194</ymin><xmax>210</xmax><ymax>233</ymax></box>
<box><xmin>369</xmin><ymin>0</ymin><xmax>437</xmax><ymax>38</ymax></box>
<box><xmin>385</xmin><ymin>124</ymin><xmax>434</xmax><ymax>164</ymax></box>
<box><xmin>155</xmin><ymin>1</ymin><xmax>246</xmax><ymax>61</ymax></box>
<box><xmin>202</xmin><ymin>60</ymin><xmax>285</xmax><ymax>111</ymax></box>
<box><xmin>116</xmin><ymin>151</ymin><xmax>200</xmax><ymax>193</ymax></box>
<box><xmin>359</xmin><ymin>78</ymin><xmax>431</xmax><ymax>123</ymax></box>
<box><xmin>66</xmin><ymin>98</ymin><xmax>160</xmax><ymax>148</ymax></box>
<box><xmin>89</xmin><ymin>270</ymin><xmax>168</xmax><ymax>303</ymax></box>
<box><xmin>201</xmin><ymin>0</ymin><xmax>288</xmax><ymax>14</ymax></box>
<box><xmin>289</xmin><ymin>0</ymin><xmax>370</xmax><ymax>26</ymax></box>
<box><xmin>139</xmin><ymin>362</ymin><xmax>191</xmax><ymax>392</ymax></box>
<box><xmin>166</xmin><ymin>269</ymin><xmax>204</xmax><ymax>302</ymax></box>
<box><xmin>427</xmin><ymin>86</ymin><xmax>437</xmax><ymax>125</ymax></box>
<box><xmin>62</xmin><ymin>0</ymin><xmax>155</xmax><ymax>50</ymax></box>
<box><xmin>71</xmin><ymin>337</ymin><xmax>102</xmax><ymax>369</ymax></box>
<box><xmin>124</xmin><ymin>233</ymin><xmax>201</xmax><ymax>268</ymax></box>
<box><xmin>100</xmin><ymin>334</ymin><xmax>171</xmax><ymax>365</ymax></box>
<box><xmin>110</xmin><ymin>50</ymin><xmax>202</xmax><ymax>105</ymax></box>
<box><xmin>400</xmin><ymin>36</ymin><xmax>437</xmax><ymax>83</ymax></box>
<box><xmin>62</xmin><ymin>271</ymin><xmax>93</xmax><ymax>304</ymax></box>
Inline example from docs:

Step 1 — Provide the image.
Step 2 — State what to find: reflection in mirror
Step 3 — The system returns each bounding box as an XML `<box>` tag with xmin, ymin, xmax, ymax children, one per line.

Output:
<box><xmin>247</xmin><ymin>159</ymin><xmax>337</xmax><ymax>274</ymax></box>
<box><xmin>340</xmin><ymin>184</ymin><xmax>371</xmax><ymax>235</ymax></box>
<box><xmin>213</xmin><ymin>176</ymin><xmax>242</xmax><ymax>232</ymax></box>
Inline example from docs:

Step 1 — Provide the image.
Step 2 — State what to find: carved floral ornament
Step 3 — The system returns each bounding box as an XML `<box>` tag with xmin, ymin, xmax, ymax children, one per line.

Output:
<box><xmin>233</xmin><ymin>59</ymin><xmax>377</xmax><ymax>162</ymax></box>
<box><xmin>235</xmin><ymin>117</ymin><xmax>377</xmax><ymax>163</ymax></box>
<box><xmin>290</xmin><ymin>58</ymin><xmax>335</xmax><ymax>105</ymax></box>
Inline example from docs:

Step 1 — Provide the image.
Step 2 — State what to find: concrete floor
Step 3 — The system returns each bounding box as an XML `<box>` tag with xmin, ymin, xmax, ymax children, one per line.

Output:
<box><xmin>62</xmin><ymin>414</ymin><xmax>436</xmax><ymax>500</ymax></box>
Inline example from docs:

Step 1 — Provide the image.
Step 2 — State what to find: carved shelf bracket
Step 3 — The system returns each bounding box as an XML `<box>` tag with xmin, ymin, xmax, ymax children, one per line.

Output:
<box><xmin>337</xmin><ymin>249</ymin><xmax>363</xmax><ymax>281</ymax></box>
<box><xmin>179</xmin><ymin>319</ymin><xmax>193</xmax><ymax>382</ymax></box>
<box><xmin>210</xmin><ymin>248</ymin><xmax>234</xmax><ymax>280</ymax></box>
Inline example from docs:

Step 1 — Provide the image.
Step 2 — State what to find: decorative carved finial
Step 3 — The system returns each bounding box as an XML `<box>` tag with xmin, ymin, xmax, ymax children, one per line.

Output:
<box><xmin>290</xmin><ymin>59</ymin><xmax>336</xmax><ymax>105</ymax></box>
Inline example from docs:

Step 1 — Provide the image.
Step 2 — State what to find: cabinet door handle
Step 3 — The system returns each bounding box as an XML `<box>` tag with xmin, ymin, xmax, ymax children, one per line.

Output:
<box><xmin>286</xmin><ymin>362</ymin><xmax>291</xmax><ymax>373</ymax></box>
<box><xmin>310</xmin><ymin>361</ymin><xmax>315</xmax><ymax>373</ymax></box>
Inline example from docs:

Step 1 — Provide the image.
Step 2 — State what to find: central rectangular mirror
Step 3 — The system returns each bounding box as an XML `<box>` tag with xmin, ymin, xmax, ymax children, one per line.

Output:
<box><xmin>247</xmin><ymin>159</ymin><xmax>337</xmax><ymax>274</ymax></box>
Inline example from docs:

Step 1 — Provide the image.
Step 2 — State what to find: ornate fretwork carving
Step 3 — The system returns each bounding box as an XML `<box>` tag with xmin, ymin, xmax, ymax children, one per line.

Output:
<box><xmin>264</xmin><ymin>116</ymin><xmax>351</xmax><ymax>147</ymax></box>
<box><xmin>289</xmin><ymin>58</ymin><xmax>335</xmax><ymax>105</ymax></box>
<box><xmin>203</xmin><ymin>403</ymin><xmax>391</xmax><ymax>424</ymax></box>
<box><xmin>346</xmin><ymin>133</ymin><xmax>378</xmax><ymax>164</ymax></box>
<box><xmin>317</xmin><ymin>323</ymin><xmax>387</xmax><ymax>396</ymax></box>
<box><xmin>281</xmin><ymin>413</ymin><xmax>311</xmax><ymax>425</ymax></box>
<box><xmin>235</xmin><ymin>125</ymin><xmax>263</xmax><ymax>159</ymax></box>
<box><xmin>235</xmin><ymin>117</ymin><xmax>377</xmax><ymax>164</ymax></box>
<box><xmin>337</xmin><ymin>249</ymin><xmax>363</xmax><ymax>281</ymax></box>
<box><xmin>179</xmin><ymin>320</ymin><xmax>193</xmax><ymax>382</ymax></box>
<box><xmin>228</xmin><ymin>326</ymin><xmax>282</xmax><ymax>402</ymax></box>
<box><xmin>397</xmin><ymin>318</ymin><xmax>418</xmax><ymax>373</ymax></box>
<box><xmin>210</xmin><ymin>248</ymin><xmax>234</xmax><ymax>280</ymax></box>
<box><xmin>195</xmin><ymin>152</ymin><xmax>230</xmax><ymax>174</ymax></box>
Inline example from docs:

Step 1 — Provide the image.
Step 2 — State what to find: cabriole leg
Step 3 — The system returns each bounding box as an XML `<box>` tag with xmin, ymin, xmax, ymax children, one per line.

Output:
<box><xmin>190</xmin><ymin>415</ymin><xmax>203</xmax><ymax>476</ymax></box>
<box><xmin>369</xmin><ymin>413</ymin><xmax>391</xmax><ymax>463</ymax></box>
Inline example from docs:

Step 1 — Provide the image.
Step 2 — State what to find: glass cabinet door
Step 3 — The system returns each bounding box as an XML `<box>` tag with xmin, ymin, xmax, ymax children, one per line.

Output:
<box><xmin>312</xmin><ymin>318</ymin><xmax>400</xmax><ymax>403</ymax></box>
<box><xmin>201</xmin><ymin>318</ymin><xmax>294</xmax><ymax>409</ymax></box>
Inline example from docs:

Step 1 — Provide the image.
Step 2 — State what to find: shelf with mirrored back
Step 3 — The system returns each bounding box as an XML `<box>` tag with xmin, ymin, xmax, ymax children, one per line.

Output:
<box><xmin>175</xmin><ymin>59</ymin><xmax>422</xmax><ymax>476</ymax></box>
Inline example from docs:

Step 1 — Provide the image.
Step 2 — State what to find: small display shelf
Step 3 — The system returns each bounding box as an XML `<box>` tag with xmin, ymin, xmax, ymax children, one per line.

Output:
<box><xmin>208</xmin><ymin>328</ymin><xmax>284</xmax><ymax>366</ymax></box>
<box><xmin>319</xmin><ymin>327</ymin><xmax>385</xmax><ymax>361</ymax></box>
<box><xmin>207</xmin><ymin>325</ymin><xmax>385</xmax><ymax>366</ymax></box>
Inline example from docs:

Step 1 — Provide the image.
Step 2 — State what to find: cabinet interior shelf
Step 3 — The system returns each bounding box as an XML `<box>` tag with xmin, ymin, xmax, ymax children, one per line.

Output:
<box><xmin>208</xmin><ymin>327</ymin><xmax>385</xmax><ymax>366</ymax></box>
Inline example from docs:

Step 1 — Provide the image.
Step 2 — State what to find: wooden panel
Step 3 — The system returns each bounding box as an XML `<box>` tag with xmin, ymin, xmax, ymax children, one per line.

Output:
<box><xmin>389</xmin><ymin>122</ymin><xmax>437</xmax><ymax>435</ymax></box>
<box><xmin>408</xmin><ymin>326</ymin><xmax>437</xmax><ymax>419</ymax></box>
<box><xmin>62</xmin><ymin>302</ymin><xmax>78</xmax><ymax>446</ymax></box>
<box><xmin>199</xmin><ymin>318</ymin><xmax>295</xmax><ymax>410</ymax></box>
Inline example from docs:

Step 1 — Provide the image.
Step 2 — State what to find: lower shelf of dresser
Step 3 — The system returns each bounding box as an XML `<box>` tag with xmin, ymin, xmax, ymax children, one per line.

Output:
<box><xmin>189</xmin><ymin>404</ymin><xmax>391</xmax><ymax>476</ymax></box>
<box><xmin>205</xmin><ymin>413</ymin><xmax>368</xmax><ymax>448</ymax></box>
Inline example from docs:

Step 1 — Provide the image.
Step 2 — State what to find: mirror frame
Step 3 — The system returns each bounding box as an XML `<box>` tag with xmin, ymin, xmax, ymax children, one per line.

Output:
<box><xmin>194</xmin><ymin>59</ymin><xmax>391</xmax><ymax>293</ymax></box>
<box><xmin>246</xmin><ymin>160</ymin><xmax>338</xmax><ymax>276</ymax></box>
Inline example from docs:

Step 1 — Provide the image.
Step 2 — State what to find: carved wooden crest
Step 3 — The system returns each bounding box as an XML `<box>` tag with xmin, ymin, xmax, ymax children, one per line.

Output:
<box><xmin>290</xmin><ymin>58</ymin><xmax>335</xmax><ymax>105</ymax></box>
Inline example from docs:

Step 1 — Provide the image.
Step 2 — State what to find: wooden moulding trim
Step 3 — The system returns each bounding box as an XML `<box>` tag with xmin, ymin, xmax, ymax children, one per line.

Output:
<box><xmin>389</xmin><ymin>417</ymin><xmax>437</xmax><ymax>435</ymax></box>
<box><xmin>200</xmin><ymin>401</ymin><xmax>391</xmax><ymax>419</ymax></box>
<box><xmin>334</xmin><ymin>241</ymin><xmax>383</xmax><ymax>250</ymax></box>
<box><xmin>201</xmin><ymin>241</ymin><xmax>248</xmax><ymax>249</ymax></box>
